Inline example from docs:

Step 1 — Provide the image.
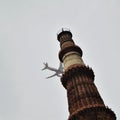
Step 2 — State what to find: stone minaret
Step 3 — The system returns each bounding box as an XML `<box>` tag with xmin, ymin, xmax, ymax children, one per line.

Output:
<box><xmin>57</xmin><ymin>29</ymin><xmax>116</xmax><ymax>120</ymax></box>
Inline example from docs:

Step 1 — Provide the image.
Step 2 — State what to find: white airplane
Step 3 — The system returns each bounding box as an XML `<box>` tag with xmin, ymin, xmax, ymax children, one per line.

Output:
<box><xmin>42</xmin><ymin>62</ymin><xmax>63</xmax><ymax>79</ymax></box>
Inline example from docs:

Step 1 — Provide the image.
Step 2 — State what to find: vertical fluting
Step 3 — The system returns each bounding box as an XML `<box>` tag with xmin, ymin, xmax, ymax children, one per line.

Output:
<box><xmin>57</xmin><ymin>29</ymin><xmax>116</xmax><ymax>120</ymax></box>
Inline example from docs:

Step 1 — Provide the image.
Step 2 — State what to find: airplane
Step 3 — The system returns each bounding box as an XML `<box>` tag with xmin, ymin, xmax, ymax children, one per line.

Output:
<box><xmin>42</xmin><ymin>62</ymin><xmax>64</xmax><ymax>79</ymax></box>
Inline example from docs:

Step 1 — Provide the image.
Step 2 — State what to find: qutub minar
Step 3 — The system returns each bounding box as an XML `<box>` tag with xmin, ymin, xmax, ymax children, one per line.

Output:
<box><xmin>57</xmin><ymin>29</ymin><xmax>116</xmax><ymax>120</ymax></box>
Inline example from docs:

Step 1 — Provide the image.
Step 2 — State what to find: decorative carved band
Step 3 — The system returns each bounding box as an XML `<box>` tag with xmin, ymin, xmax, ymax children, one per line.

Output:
<box><xmin>69</xmin><ymin>106</ymin><xmax>116</xmax><ymax>120</ymax></box>
<box><xmin>60</xmin><ymin>40</ymin><xmax>74</xmax><ymax>47</ymax></box>
<box><xmin>59</xmin><ymin>45</ymin><xmax>83</xmax><ymax>62</ymax></box>
<box><xmin>61</xmin><ymin>65</ymin><xmax>95</xmax><ymax>88</ymax></box>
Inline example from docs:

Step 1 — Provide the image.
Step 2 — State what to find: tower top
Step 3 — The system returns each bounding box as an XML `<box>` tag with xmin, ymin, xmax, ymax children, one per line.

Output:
<box><xmin>57</xmin><ymin>28</ymin><xmax>72</xmax><ymax>41</ymax></box>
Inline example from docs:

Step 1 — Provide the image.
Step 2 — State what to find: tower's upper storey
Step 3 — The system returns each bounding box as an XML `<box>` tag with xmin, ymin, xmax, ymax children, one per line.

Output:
<box><xmin>57</xmin><ymin>29</ymin><xmax>74</xmax><ymax>49</ymax></box>
<box><xmin>57</xmin><ymin>29</ymin><xmax>84</xmax><ymax>70</ymax></box>
<box><xmin>57</xmin><ymin>28</ymin><xmax>72</xmax><ymax>42</ymax></box>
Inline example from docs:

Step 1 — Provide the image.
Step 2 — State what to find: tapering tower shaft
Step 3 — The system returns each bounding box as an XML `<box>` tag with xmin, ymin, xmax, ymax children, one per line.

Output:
<box><xmin>57</xmin><ymin>29</ymin><xmax>116</xmax><ymax>120</ymax></box>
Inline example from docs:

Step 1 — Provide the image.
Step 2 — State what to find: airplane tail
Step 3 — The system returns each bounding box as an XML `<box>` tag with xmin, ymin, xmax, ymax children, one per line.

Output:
<box><xmin>42</xmin><ymin>62</ymin><xmax>48</xmax><ymax>70</ymax></box>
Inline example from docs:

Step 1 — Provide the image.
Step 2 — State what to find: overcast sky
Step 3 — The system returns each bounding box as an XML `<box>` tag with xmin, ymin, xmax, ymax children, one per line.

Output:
<box><xmin>0</xmin><ymin>0</ymin><xmax>120</xmax><ymax>120</ymax></box>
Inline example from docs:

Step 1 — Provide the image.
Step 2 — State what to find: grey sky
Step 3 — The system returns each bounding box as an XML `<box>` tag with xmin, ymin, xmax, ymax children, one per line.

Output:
<box><xmin>0</xmin><ymin>0</ymin><xmax>120</xmax><ymax>120</ymax></box>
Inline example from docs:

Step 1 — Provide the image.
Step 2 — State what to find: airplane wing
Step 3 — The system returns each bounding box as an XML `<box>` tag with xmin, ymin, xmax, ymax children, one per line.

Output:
<box><xmin>42</xmin><ymin>62</ymin><xmax>58</xmax><ymax>72</ymax></box>
<box><xmin>46</xmin><ymin>73</ymin><xmax>57</xmax><ymax>79</ymax></box>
